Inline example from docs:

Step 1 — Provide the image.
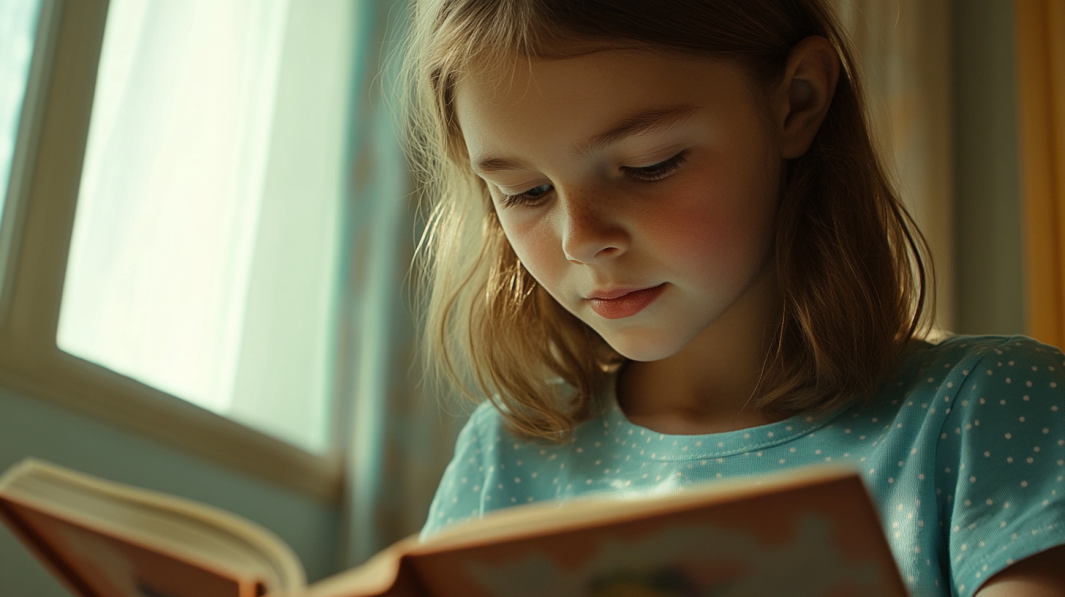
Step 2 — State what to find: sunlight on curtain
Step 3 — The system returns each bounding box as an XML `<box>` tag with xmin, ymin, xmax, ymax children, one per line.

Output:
<box><xmin>57</xmin><ymin>0</ymin><xmax>350</xmax><ymax>454</ymax></box>
<box><xmin>1016</xmin><ymin>0</ymin><xmax>1065</xmax><ymax>348</ymax></box>
<box><xmin>0</xmin><ymin>0</ymin><xmax>42</xmax><ymax>240</ymax></box>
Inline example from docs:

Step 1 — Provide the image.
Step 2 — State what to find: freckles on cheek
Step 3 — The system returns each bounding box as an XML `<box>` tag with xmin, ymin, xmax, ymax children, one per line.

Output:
<box><xmin>499</xmin><ymin>214</ymin><xmax>561</xmax><ymax>282</ymax></box>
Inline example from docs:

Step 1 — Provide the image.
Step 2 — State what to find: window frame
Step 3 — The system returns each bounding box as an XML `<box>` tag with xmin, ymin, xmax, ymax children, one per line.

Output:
<box><xmin>0</xmin><ymin>0</ymin><xmax>343</xmax><ymax>502</ymax></box>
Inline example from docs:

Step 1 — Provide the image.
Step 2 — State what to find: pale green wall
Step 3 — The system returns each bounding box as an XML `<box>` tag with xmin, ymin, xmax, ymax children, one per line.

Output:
<box><xmin>951</xmin><ymin>0</ymin><xmax>1026</xmax><ymax>335</ymax></box>
<box><xmin>0</xmin><ymin>384</ymin><xmax>342</xmax><ymax>596</ymax></box>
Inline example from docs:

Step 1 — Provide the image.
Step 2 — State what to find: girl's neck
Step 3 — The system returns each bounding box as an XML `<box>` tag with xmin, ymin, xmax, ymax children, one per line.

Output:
<box><xmin>615</xmin><ymin>266</ymin><xmax>784</xmax><ymax>435</ymax></box>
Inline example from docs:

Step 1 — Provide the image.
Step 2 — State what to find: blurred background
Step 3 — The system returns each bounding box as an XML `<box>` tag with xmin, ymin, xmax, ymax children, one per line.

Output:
<box><xmin>0</xmin><ymin>0</ymin><xmax>1061</xmax><ymax>594</ymax></box>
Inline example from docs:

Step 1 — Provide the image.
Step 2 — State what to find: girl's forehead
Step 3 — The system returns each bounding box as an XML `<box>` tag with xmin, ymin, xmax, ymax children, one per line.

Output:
<box><xmin>452</xmin><ymin>50</ymin><xmax>770</xmax><ymax>171</ymax></box>
<box><xmin>457</xmin><ymin>49</ymin><xmax>738</xmax><ymax>105</ymax></box>
<box><xmin>454</xmin><ymin>49</ymin><xmax>755</xmax><ymax>129</ymax></box>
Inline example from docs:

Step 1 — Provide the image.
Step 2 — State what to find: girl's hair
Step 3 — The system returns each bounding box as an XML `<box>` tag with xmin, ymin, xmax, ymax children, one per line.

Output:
<box><xmin>404</xmin><ymin>0</ymin><xmax>935</xmax><ymax>441</ymax></box>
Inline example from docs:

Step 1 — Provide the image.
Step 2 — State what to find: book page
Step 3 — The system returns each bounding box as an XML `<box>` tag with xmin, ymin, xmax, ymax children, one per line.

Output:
<box><xmin>302</xmin><ymin>543</ymin><xmax>426</xmax><ymax>597</ymax></box>
<box><xmin>6</xmin><ymin>502</ymin><xmax>262</xmax><ymax>597</ymax></box>
<box><xmin>0</xmin><ymin>459</ymin><xmax>303</xmax><ymax>594</ymax></box>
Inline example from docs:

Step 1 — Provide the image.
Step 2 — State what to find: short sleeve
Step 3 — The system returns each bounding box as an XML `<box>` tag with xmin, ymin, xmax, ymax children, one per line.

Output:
<box><xmin>938</xmin><ymin>336</ymin><xmax>1065</xmax><ymax>596</ymax></box>
<box><xmin>420</xmin><ymin>402</ymin><xmax>499</xmax><ymax>540</ymax></box>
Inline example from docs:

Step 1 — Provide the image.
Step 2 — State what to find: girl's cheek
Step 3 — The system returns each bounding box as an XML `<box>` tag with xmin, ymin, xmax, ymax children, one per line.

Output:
<box><xmin>642</xmin><ymin>176</ymin><xmax>775</xmax><ymax>276</ymax></box>
<box><xmin>498</xmin><ymin>212</ymin><xmax>563</xmax><ymax>283</ymax></box>
<box><xmin>644</xmin><ymin>187</ymin><xmax>737</xmax><ymax>256</ymax></box>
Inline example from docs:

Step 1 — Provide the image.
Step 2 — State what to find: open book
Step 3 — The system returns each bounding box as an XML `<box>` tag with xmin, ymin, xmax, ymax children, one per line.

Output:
<box><xmin>0</xmin><ymin>458</ymin><xmax>908</xmax><ymax>597</ymax></box>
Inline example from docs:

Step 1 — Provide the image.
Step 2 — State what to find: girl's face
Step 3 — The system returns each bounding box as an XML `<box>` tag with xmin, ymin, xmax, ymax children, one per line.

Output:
<box><xmin>455</xmin><ymin>50</ymin><xmax>783</xmax><ymax>362</ymax></box>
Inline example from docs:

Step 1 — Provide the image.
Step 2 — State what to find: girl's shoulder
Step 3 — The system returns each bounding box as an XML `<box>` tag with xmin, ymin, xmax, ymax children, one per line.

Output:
<box><xmin>866</xmin><ymin>333</ymin><xmax>1063</xmax><ymax>429</ymax></box>
<box><xmin>884</xmin><ymin>333</ymin><xmax>1064</xmax><ymax>464</ymax></box>
<box><xmin>902</xmin><ymin>334</ymin><xmax>1065</xmax><ymax>593</ymax></box>
<box><xmin>467</xmin><ymin>399</ymin><xmax>506</xmax><ymax>429</ymax></box>
<box><xmin>451</xmin><ymin>400</ymin><xmax>508</xmax><ymax>453</ymax></box>
<box><xmin>903</xmin><ymin>333</ymin><xmax>1063</xmax><ymax>382</ymax></box>
<box><xmin>449</xmin><ymin>399</ymin><xmax>558</xmax><ymax>459</ymax></box>
<box><xmin>917</xmin><ymin>332</ymin><xmax>1060</xmax><ymax>356</ymax></box>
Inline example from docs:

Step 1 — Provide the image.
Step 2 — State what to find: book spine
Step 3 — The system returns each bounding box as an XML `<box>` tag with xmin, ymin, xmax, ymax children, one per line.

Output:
<box><xmin>0</xmin><ymin>498</ymin><xmax>105</xmax><ymax>597</ymax></box>
<box><xmin>394</xmin><ymin>557</ymin><xmax>432</xmax><ymax>597</ymax></box>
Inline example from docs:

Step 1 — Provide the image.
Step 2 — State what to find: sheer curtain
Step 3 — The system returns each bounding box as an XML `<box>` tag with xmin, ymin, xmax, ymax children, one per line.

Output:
<box><xmin>0</xmin><ymin>0</ymin><xmax>42</xmax><ymax>248</ymax></box>
<box><xmin>58</xmin><ymin>0</ymin><xmax>289</xmax><ymax>413</ymax></box>
<box><xmin>1016</xmin><ymin>0</ymin><xmax>1065</xmax><ymax>348</ymax></box>
<box><xmin>337</xmin><ymin>0</ymin><xmax>468</xmax><ymax>566</ymax></box>
<box><xmin>55</xmin><ymin>0</ymin><xmax>360</xmax><ymax>455</ymax></box>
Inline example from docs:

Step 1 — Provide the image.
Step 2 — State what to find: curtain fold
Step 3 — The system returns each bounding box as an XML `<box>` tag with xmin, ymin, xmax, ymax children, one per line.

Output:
<box><xmin>1015</xmin><ymin>0</ymin><xmax>1065</xmax><ymax>348</ymax></box>
<box><xmin>0</xmin><ymin>0</ymin><xmax>42</xmax><ymax>224</ymax></box>
<box><xmin>338</xmin><ymin>0</ymin><xmax>466</xmax><ymax>567</ymax></box>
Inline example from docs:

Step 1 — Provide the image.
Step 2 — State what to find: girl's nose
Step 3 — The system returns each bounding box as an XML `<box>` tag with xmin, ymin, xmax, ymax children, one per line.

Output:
<box><xmin>559</xmin><ymin>192</ymin><xmax>629</xmax><ymax>264</ymax></box>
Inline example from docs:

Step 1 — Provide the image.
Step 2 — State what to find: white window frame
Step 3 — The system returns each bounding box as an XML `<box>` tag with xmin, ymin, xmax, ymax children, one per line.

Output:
<box><xmin>0</xmin><ymin>0</ymin><xmax>345</xmax><ymax>502</ymax></box>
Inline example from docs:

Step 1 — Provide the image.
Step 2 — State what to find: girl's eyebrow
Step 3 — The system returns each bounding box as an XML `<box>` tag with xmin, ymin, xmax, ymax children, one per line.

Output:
<box><xmin>472</xmin><ymin>104</ymin><xmax>699</xmax><ymax>174</ymax></box>
<box><xmin>574</xmin><ymin>104</ymin><xmax>699</xmax><ymax>158</ymax></box>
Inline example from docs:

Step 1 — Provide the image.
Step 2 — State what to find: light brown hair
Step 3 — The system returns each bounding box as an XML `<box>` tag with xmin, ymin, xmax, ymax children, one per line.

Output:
<box><xmin>404</xmin><ymin>0</ymin><xmax>934</xmax><ymax>440</ymax></box>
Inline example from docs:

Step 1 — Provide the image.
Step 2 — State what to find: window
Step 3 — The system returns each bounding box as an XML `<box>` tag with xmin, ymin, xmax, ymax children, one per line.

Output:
<box><xmin>0</xmin><ymin>0</ymin><xmax>376</xmax><ymax>500</ymax></box>
<box><xmin>0</xmin><ymin>0</ymin><xmax>43</xmax><ymax>299</ymax></box>
<box><xmin>57</xmin><ymin>0</ymin><xmax>344</xmax><ymax>454</ymax></box>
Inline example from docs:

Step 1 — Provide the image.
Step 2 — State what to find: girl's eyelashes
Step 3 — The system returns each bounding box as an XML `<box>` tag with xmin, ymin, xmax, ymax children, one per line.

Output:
<box><xmin>621</xmin><ymin>150</ymin><xmax>689</xmax><ymax>182</ymax></box>
<box><xmin>496</xmin><ymin>150</ymin><xmax>689</xmax><ymax>208</ymax></box>
<box><xmin>499</xmin><ymin>183</ymin><xmax>553</xmax><ymax>208</ymax></box>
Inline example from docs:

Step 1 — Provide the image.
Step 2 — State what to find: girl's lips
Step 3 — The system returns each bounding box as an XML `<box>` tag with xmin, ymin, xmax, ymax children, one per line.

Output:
<box><xmin>587</xmin><ymin>284</ymin><xmax>666</xmax><ymax>319</ymax></box>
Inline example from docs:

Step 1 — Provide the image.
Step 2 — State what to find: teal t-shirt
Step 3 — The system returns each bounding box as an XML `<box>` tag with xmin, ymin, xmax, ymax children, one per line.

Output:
<box><xmin>422</xmin><ymin>335</ymin><xmax>1065</xmax><ymax>597</ymax></box>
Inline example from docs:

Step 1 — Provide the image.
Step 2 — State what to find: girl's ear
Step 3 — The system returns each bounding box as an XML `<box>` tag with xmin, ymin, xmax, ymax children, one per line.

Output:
<box><xmin>776</xmin><ymin>36</ymin><xmax>841</xmax><ymax>159</ymax></box>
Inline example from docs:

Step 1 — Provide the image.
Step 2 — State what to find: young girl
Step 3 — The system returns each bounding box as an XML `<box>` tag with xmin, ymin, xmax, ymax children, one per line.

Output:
<box><xmin>403</xmin><ymin>1</ymin><xmax>1065</xmax><ymax>595</ymax></box>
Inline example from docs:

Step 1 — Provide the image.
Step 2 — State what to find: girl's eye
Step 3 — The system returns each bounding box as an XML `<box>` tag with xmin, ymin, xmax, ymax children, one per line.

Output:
<box><xmin>499</xmin><ymin>183</ymin><xmax>553</xmax><ymax>208</ymax></box>
<box><xmin>622</xmin><ymin>150</ymin><xmax>689</xmax><ymax>182</ymax></box>
<box><xmin>496</xmin><ymin>151</ymin><xmax>687</xmax><ymax>207</ymax></box>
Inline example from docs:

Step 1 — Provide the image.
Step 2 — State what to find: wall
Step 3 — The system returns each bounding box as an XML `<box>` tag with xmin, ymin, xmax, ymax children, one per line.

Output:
<box><xmin>0</xmin><ymin>384</ymin><xmax>342</xmax><ymax>595</ymax></box>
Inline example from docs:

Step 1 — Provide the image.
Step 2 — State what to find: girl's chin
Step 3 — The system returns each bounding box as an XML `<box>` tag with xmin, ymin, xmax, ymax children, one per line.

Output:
<box><xmin>597</xmin><ymin>329</ymin><xmax>691</xmax><ymax>363</ymax></box>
